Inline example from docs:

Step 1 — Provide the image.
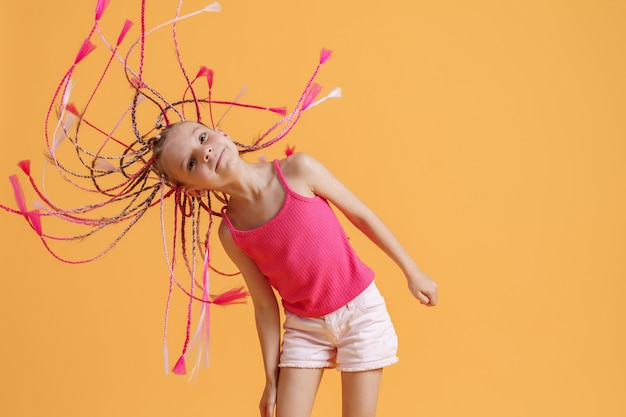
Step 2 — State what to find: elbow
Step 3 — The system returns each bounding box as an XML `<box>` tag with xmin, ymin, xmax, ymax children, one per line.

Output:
<box><xmin>348</xmin><ymin>211</ymin><xmax>377</xmax><ymax>234</ymax></box>
<box><xmin>253</xmin><ymin>297</ymin><xmax>279</xmax><ymax>317</ymax></box>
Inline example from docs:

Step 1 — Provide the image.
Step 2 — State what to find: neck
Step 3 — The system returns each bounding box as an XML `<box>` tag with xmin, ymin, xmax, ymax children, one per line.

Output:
<box><xmin>220</xmin><ymin>160</ymin><xmax>273</xmax><ymax>205</ymax></box>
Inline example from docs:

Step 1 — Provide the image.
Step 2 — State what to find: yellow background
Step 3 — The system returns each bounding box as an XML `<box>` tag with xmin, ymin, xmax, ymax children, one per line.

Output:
<box><xmin>1</xmin><ymin>0</ymin><xmax>625</xmax><ymax>416</ymax></box>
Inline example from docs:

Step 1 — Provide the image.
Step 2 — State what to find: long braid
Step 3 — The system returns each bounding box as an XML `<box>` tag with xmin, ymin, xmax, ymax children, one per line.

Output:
<box><xmin>2</xmin><ymin>0</ymin><xmax>339</xmax><ymax>377</ymax></box>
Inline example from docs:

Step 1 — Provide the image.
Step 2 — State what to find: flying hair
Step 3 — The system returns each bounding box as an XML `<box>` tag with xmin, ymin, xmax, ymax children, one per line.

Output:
<box><xmin>0</xmin><ymin>0</ymin><xmax>340</xmax><ymax>380</ymax></box>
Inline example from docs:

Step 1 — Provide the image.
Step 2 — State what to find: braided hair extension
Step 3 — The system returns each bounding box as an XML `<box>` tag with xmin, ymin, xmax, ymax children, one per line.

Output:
<box><xmin>1</xmin><ymin>0</ymin><xmax>339</xmax><ymax>378</ymax></box>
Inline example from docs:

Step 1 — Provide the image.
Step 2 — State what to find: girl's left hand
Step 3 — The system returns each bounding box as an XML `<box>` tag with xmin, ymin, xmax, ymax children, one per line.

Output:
<box><xmin>407</xmin><ymin>270</ymin><xmax>438</xmax><ymax>306</ymax></box>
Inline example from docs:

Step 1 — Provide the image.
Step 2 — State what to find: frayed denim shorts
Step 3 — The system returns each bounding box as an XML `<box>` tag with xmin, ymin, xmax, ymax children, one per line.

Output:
<box><xmin>279</xmin><ymin>281</ymin><xmax>399</xmax><ymax>372</ymax></box>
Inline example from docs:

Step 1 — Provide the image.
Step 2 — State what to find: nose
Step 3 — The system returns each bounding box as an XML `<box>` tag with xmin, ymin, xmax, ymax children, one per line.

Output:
<box><xmin>204</xmin><ymin>146</ymin><xmax>213</xmax><ymax>162</ymax></box>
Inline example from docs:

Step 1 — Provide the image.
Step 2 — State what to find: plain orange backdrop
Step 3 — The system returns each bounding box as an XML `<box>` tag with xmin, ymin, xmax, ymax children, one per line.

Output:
<box><xmin>1</xmin><ymin>0</ymin><xmax>625</xmax><ymax>416</ymax></box>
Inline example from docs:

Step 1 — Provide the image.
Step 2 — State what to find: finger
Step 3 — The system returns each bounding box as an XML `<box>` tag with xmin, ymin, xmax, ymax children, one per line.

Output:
<box><xmin>416</xmin><ymin>291</ymin><xmax>430</xmax><ymax>305</ymax></box>
<box><xmin>260</xmin><ymin>401</ymin><xmax>275</xmax><ymax>417</ymax></box>
<box><xmin>429</xmin><ymin>292</ymin><xmax>438</xmax><ymax>306</ymax></box>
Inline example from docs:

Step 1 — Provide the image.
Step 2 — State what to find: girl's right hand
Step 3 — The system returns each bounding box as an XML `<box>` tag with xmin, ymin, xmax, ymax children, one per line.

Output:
<box><xmin>259</xmin><ymin>382</ymin><xmax>277</xmax><ymax>417</ymax></box>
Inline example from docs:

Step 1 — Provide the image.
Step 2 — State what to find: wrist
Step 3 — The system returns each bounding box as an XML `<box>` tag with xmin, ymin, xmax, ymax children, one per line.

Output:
<box><xmin>401</xmin><ymin>259</ymin><xmax>421</xmax><ymax>278</ymax></box>
<box><xmin>265</xmin><ymin>367</ymin><xmax>279</xmax><ymax>385</ymax></box>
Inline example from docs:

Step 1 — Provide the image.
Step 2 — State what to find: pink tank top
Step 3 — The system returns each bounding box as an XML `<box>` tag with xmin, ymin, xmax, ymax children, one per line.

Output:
<box><xmin>222</xmin><ymin>159</ymin><xmax>374</xmax><ymax>317</ymax></box>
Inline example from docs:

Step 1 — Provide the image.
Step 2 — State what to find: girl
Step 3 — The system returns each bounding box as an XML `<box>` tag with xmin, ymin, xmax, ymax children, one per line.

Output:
<box><xmin>151</xmin><ymin>120</ymin><xmax>438</xmax><ymax>417</ymax></box>
<box><xmin>1</xmin><ymin>2</ymin><xmax>436</xmax><ymax>415</ymax></box>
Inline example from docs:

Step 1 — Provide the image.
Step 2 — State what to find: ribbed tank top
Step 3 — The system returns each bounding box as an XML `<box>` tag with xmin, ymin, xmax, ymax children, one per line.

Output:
<box><xmin>221</xmin><ymin>159</ymin><xmax>374</xmax><ymax>317</ymax></box>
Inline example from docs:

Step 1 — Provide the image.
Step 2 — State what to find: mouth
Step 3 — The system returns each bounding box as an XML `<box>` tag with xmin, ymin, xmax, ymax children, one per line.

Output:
<box><xmin>215</xmin><ymin>149</ymin><xmax>224</xmax><ymax>172</ymax></box>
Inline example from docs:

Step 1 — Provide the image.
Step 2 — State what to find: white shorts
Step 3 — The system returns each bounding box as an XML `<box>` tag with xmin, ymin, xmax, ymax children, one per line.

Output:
<box><xmin>279</xmin><ymin>282</ymin><xmax>399</xmax><ymax>372</ymax></box>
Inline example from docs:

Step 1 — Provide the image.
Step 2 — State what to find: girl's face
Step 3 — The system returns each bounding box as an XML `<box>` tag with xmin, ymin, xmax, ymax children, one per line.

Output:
<box><xmin>158</xmin><ymin>121</ymin><xmax>238</xmax><ymax>191</ymax></box>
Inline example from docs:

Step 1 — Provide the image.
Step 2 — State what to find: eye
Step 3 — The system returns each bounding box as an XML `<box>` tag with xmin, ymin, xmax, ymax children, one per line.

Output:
<box><xmin>187</xmin><ymin>157</ymin><xmax>196</xmax><ymax>171</ymax></box>
<box><xmin>199</xmin><ymin>132</ymin><xmax>207</xmax><ymax>143</ymax></box>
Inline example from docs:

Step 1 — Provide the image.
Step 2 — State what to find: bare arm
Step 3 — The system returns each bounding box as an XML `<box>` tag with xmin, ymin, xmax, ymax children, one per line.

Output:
<box><xmin>286</xmin><ymin>153</ymin><xmax>438</xmax><ymax>306</ymax></box>
<box><xmin>219</xmin><ymin>221</ymin><xmax>281</xmax><ymax>417</ymax></box>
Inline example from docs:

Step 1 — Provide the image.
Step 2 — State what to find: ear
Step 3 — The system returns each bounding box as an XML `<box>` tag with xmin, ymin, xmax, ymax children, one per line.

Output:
<box><xmin>184</xmin><ymin>188</ymin><xmax>208</xmax><ymax>198</ymax></box>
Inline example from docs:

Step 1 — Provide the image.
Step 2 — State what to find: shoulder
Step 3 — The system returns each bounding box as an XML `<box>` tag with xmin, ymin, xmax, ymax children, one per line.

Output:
<box><xmin>281</xmin><ymin>152</ymin><xmax>315</xmax><ymax>169</ymax></box>
<box><xmin>218</xmin><ymin>217</ymin><xmax>246</xmax><ymax>257</ymax></box>
<box><xmin>279</xmin><ymin>152</ymin><xmax>327</xmax><ymax>179</ymax></box>
<box><xmin>280</xmin><ymin>153</ymin><xmax>337</xmax><ymax>198</ymax></box>
<box><xmin>278</xmin><ymin>153</ymin><xmax>331</xmax><ymax>197</ymax></box>
<box><xmin>218</xmin><ymin>218</ymin><xmax>232</xmax><ymax>242</ymax></box>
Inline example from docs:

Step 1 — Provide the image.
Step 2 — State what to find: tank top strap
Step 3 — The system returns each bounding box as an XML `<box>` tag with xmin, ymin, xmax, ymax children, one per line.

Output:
<box><xmin>273</xmin><ymin>159</ymin><xmax>290</xmax><ymax>190</ymax></box>
<box><xmin>220</xmin><ymin>205</ymin><xmax>236</xmax><ymax>231</ymax></box>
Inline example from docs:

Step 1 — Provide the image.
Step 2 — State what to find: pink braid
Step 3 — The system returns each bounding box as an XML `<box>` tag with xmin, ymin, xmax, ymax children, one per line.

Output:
<box><xmin>1</xmin><ymin>0</ymin><xmax>338</xmax><ymax>377</ymax></box>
